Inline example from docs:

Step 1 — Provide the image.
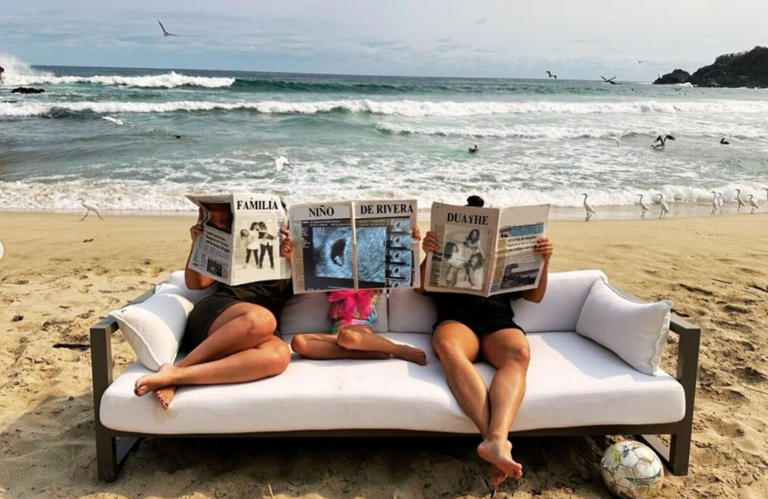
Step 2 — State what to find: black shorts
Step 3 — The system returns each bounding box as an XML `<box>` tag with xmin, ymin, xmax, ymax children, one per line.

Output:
<box><xmin>433</xmin><ymin>316</ymin><xmax>525</xmax><ymax>337</ymax></box>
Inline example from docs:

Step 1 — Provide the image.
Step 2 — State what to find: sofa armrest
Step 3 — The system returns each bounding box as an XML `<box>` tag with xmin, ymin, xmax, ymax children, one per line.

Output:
<box><xmin>668</xmin><ymin>313</ymin><xmax>700</xmax><ymax>421</ymax></box>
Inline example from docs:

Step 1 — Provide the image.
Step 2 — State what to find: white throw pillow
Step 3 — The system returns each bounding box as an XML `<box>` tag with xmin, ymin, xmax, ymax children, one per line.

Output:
<box><xmin>575</xmin><ymin>278</ymin><xmax>671</xmax><ymax>375</ymax></box>
<box><xmin>110</xmin><ymin>291</ymin><xmax>194</xmax><ymax>371</ymax></box>
<box><xmin>165</xmin><ymin>270</ymin><xmax>218</xmax><ymax>304</ymax></box>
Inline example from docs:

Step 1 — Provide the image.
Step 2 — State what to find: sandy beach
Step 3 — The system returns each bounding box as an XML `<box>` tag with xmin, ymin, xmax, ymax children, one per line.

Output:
<box><xmin>1</xmin><ymin>211</ymin><xmax>767</xmax><ymax>498</ymax></box>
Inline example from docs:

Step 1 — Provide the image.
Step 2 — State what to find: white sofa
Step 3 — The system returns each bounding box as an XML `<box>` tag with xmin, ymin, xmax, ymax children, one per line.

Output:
<box><xmin>90</xmin><ymin>270</ymin><xmax>700</xmax><ymax>480</ymax></box>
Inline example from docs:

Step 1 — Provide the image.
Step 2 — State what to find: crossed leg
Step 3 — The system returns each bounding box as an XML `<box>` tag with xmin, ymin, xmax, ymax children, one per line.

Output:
<box><xmin>432</xmin><ymin>321</ymin><xmax>530</xmax><ymax>486</ymax></box>
<box><xmin>291</xmin><ymin>324</ymin><xmax>427</xmax><ymax>364</ymax></box>
<box><xmin>134</xmin><ymin>302</ymin><xmax>290</xmax><ymax>408</ymax></box>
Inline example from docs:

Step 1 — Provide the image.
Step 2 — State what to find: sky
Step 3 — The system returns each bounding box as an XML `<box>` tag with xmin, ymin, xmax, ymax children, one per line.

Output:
<box><xmin>1</xmin><ymin>0</ymin><xmax>767</xmax><ymax>79</ymax></box>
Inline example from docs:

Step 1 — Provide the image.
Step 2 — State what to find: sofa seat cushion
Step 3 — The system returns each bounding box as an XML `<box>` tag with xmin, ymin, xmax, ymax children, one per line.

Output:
<box><xmin>100</xmin><ymin>332</ymin><xmax>685</xmax><ymax>435</ymax></box>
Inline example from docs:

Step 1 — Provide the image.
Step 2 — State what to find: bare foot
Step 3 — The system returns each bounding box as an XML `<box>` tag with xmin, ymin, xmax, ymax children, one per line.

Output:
<box><xmin>151</xmin><ymin>365</ymin><xmax>177</xmax><ymax>409</ymax></box>
<box><xmin>477</xmin><ymin>438</ymin><xmax>523</xmax><ymax>481</ymax></box>
<box><xmin>134</xmin><ymin>363</ymin><xmax>176</xmax><ymax>397</ymax></box>
<box><xmin>394</xmin><ymin>345</ymin><xmax>427</xmax><ymax>365</ymax></box>
<box><xmin>489</xmin><ymin>464</ymin><xmax>507</xmax><ymax>488</ymax></box>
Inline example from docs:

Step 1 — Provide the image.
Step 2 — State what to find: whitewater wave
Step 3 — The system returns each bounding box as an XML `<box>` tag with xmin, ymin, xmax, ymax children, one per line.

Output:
<box><xmin>1</xmin><ymin>179</ymin><xmax>765</xmax><ymax>212</ymax></box>
<box><xmin>5</xmin><ymin>98</ymin><xmax>768</xmax><ymax>118</ymax></box>
<box><xmin>3</xmin><ymin>70</ymin><xmax>235</xmax><ymax>89</ymax></box>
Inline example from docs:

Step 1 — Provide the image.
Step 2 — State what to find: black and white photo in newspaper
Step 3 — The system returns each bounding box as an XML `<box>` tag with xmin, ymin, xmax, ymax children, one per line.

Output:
<box><xmin>354</xmin><ymin>200</ymin><xmax>418</xmax><ymax>289</ymax></box>
<box><xmin>425</xmin><ymin>202</ymin><xmax>499</xmax><ymax>296</ymax></box>
<box><xmin>290</xmin><ymin>201</ymin><xmax>355</xmax><ymax>293</ymax></box>
<box><xmin>489</xmin><ymin>204</ymin><xmax>550</xmax><ymax>295</ymax></box>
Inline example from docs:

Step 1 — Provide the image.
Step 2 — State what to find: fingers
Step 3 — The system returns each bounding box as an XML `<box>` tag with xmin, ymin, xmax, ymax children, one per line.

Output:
<box><xmin>422</xmin><ymin>231</ymin><xmax>439</xmax><ymax>253</ymax></box>
<box><xmin>279</xmin><ymin>233</ymin><xmax>293</xmax><ymax>258</ymax></box>
<box><xmin>279</xmin><ymin>227</ymin><xmax>290</xmax><ymax>238</ymax></box>
<box><xmin>411</xmin><ymin>225</ymin><xmax>422</xmax><ymax>241</ymax></box>
<box><xmin>533</xmin><ymin>237</ymin><xmax>553</xmax><ymax>259</ymax></box>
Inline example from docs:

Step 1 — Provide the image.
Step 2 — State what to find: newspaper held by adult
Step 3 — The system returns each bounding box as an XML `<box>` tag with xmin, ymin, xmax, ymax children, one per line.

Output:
<box><xmin>186</xmin><ymin>193</ymin><xmax>291</xmax><ymax>286</ymax></box>
<box><xmin>290</xmin><ymin>199</ymin><xmax>418</xmax><ymax>293</ymax></box>
<box><xmin>425</xmin><ymin>202</ymin><xmax>549</xmax><ymax>296</ymax></box>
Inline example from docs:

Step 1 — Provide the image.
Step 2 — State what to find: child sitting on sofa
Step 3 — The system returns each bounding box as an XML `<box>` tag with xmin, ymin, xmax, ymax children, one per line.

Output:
<box><xmin>289</xmin><ymin>227</ymin><xmax>427</xmax><ymax>365</ymax></box>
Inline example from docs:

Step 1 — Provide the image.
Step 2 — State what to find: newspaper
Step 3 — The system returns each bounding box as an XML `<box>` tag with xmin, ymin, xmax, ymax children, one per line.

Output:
<box><xmin>425</xmin><ymin>203</ymin><xmax>550</xmax><ymax>296</ymax></box>
<box><xmin>290</xmin><ymin>199</ymin><xmax>418</xmax><ymax>293</ymax></box>
<box><xmin>186</xmin><ymin>193</ymin><xmax>291</xmax><ymax>286</ymax></box>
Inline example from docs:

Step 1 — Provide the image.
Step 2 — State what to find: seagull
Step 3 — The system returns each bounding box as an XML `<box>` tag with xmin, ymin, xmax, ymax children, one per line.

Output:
<box><xmin>468</xmin><ymin>144</ymin><xmax>479</xmax><ymax>153</ymax></box>
<box><xmin>157</xmin><ymin>20</ymin><xmax>179</xmax><ymax>37</ymax></box>
<box><xmin>735</xmin><ymin>188</ymin><xmax>747</xmax><ymax>213</ymax></box>
<box><xmin>657</xmin><ymin>194</ymin><xmax>669</xmax><ymax>219</ymax></box>
<box><xmin>710</xmin><ymin>191</ymin><xmax>719</xmax><ymax>215</ymax></box>
<box><xmin>716</xmin><ymin>192</ymin><xmax>724</xmax><ymax>214</ymax></box>
<box><xmin>748</xmin><ymin>194</ymin><xmax>759</xmax><ymax>214</ymax></box>
<box><xmin>636</xmin><ymin>58</ymin><xmax>646</xmax><ymax>64</ymax></box>
<box><xmin>582</xmin><ymin>193</ymin><xmax>596</xmax><ymax>221</ymax></box>
<box><xmin>546</xmin><ymin>71</ymin><xmax>557</xmax><ymax>79</ymax></box>
<box><xmin>273</xmin><ymin>156</ymin><xmax>292</xmax><ymax>172</ymax></box>
<box><xmin>651</xmin><ymin>134</ymin><xmax>675</xmax><ymax>151</ymax></box>
<box><xmin>79</xmin><ymin>199</ymin><xmax>103</xmax><ymax>221</ymax></box>
<box><xmin>720</xmin><ymin>137</ymin><xmax>729</xmax><ymax>145</ymax></box>
<box><xmin>638</xmin><ymin>194</ymin><xmax>649</xmax><ymax>218</ymax></box>
<box><xmin>601</xmin><ymin>75</ymin><xmax>617</xmax><ymax>85</ymax></box>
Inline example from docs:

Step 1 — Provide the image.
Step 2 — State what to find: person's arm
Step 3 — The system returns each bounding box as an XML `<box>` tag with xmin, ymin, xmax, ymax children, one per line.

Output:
<box><xmin>417</xmin><ymin>229</ymin><xmax>438</xmax><ymax>293</ymax></box>
<box><xmin>279</xmin><ymin>228</ymin><xmax>293</xmax><ymax>267</ymax></box>
<box><xmin>520</xmin><ymin>237</ymin><xmax>554</xmax><ymax>303</ymax></box>
<box><xmin>184</xmin><ymin>214</ymin><xmax>217</xmax><ymax>290</ymax></box>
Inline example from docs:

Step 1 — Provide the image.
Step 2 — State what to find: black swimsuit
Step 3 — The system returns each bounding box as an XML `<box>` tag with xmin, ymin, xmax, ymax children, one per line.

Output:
<box><xmin>428</xmin><ymin>291</ymin><xmax>524</xmax><ymax>336</ymax></box>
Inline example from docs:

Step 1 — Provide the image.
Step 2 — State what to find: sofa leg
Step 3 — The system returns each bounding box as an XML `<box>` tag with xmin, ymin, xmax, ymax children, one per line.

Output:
<box><xmin>639</xmin><ymin>432</ymin><xmax>690</xmax><ymax>476</ymax></box>
<box><xmin>96</xmin><ymin>425</ymin><xmax>139</xmax><ymax>481</ymax></box>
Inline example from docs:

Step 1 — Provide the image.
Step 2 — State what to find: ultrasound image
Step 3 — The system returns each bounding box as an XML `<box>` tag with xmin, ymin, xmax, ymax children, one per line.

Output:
<box><xmin>312</xmin><ymin>226</ymin><xmax>353</xmax><ymax>279</ymax></box>
<box><xmin>356</xmin><ymin>226</ymin><xmax>387</xmax><ymax>282</ymax></box>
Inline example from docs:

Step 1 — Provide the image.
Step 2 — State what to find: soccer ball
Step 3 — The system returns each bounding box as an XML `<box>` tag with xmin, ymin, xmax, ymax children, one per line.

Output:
<box><xmin>600</xmin><ymin>440</ymin><xmax>664</xmax><ymax>498</ymax></box>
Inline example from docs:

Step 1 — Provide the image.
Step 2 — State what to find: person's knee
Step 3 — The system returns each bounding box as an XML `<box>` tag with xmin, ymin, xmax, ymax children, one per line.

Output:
<box><xmin>265</xmin><ymin>341</ymin><xmax>291</xmax><ymax>375</ymax></box>
<box><xmin>503</xmin><ymin>344</ymin><xmax>530</xmax><ymax>367</ymax></box>
<box><xmin>290</xmin><ymin>335</ymin><xmax>307</xmax><ymax>355</ymax></box>
<box><xmin>336</xmin><ymin>328</ymin><xmax>361</xmax><ymax>350</ymax></box>
<box><xmin>432</xmin><ymin>335</ymin><xmax>463</xmax><ymax>361</ymax></box>
<box><xmin>244</xmin><ymin>308</ymin><xmax>277</xmax><ymax>338</ymax></box>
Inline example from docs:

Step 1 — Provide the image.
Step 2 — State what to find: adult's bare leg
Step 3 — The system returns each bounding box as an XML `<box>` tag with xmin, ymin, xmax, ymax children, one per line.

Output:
<box><xmin>432</xmin><ymin>321</ymin><xmax>488</xmax><ymax>435</ymax></box>
<box><xmin>337</xmin><ymin>325</ymin><xmax>426</xmax><ymax>365</ymax></box>
<box><xmin>291</xmin><ymin>333</ymin><xmax>389</xmax><ymax>360</ymax></box>
<box><xmin>477</xmin><ymin>328</ymin><xmax>530</xmax><ymax>483</ymax></box>
<box><xmin>135</xmin><ymin>336</ymin><xmax>290</xmax><ymax>401</ymax></box>
<box><xmin>141</xmin><ymin>302</ymin><xmax>278</xmax><ymax>407</ymax></box>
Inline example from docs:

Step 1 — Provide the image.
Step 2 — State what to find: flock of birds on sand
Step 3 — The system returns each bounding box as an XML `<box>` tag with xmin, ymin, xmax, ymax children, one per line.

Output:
<box><xmin>581</xmin><ymin>188</ymin><xmax>766</xmax><ymax>222</ymax></box>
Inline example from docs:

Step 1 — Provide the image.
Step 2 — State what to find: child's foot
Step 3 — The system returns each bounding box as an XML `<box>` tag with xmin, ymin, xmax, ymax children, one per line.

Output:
<box><xmin>134</xmin><ymin>364</ymin><xmax>176</xmax><ymax>396</ymax></box>
<box><xmin>477</xmin><ymin>438</ymin><xmax>523</xmax><ymax>480</ymax></box>
<box><xmin>394</xmin><ymin>345</ymin><xmax>427</xmax><ymax>365</ymax></box>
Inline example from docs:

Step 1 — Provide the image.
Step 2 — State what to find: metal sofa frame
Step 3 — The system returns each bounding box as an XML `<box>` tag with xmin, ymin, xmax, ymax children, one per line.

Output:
<box><xmin>90</xmin><ymin>287</ymin><xmax>700</xmax><ymax>481</ymax></box>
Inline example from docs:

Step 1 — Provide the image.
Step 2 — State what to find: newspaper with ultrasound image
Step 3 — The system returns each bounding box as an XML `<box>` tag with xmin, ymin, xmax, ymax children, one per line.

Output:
<box><xmin>186</xmin><ymin>192</ymin><xmax>291</xmax><ymax>286</ymax></box>
<box><xmin>289</xmin><ymin>199</ymin><xmax>418</xmax><ymax>293</ymax></box>
<box><xmin>425</xmin><ymin>202</ymin><xmax>550</xmax><ymax>296</ymax></box>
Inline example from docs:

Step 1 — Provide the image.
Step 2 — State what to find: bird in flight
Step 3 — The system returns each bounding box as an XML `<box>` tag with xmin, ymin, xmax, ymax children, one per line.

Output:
<box><xmin>546</xmin><ymin>71</ymin><xmax>557</xmax><ymax>79</ymax></box>
<box><xmin>157</xmin><ymin>20</ymin><xmax>179</xmax><ymax>37</ymax></box>
<box><xmin>635</xmin><ymin>58</ymin><xmax>646</xmax><ymax>64</ymax></box>
<box><xmin>651</xmin><ymin>134</ymin><xmax>675</xmax><ymax>151</ymax></box>
<box><xmin>601</xmin><ymin>75</ymin><xmax>617</xmax><ymax>85</ymax></box>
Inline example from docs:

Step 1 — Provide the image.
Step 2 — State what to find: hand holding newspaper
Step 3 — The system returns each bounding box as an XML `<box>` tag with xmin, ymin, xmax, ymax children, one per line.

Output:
<box><xmin>425</xmin><ymin>203</ymin><xmax>550</xmax><ymax>296</ymax></box>
<box><xmin>290</xmin><ymin>199</ymin><xmax>419</xmax><ymax>293</ymax></box>
<box><xmin>186</xmin><ymin>193</ymin><xmax>291</xmax><ymax>286</ymax></box>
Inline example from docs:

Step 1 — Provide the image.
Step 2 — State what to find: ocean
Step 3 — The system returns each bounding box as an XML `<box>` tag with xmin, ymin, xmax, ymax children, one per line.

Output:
<box><xmin>1</xmin><ymin>55</ymin><xmax>767</xmax><ymax>217</ymax></box>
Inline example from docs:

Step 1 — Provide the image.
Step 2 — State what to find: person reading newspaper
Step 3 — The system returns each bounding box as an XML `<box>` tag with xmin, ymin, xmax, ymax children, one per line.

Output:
<box><xmin>418</xmin><ymin>195</ymin><xmax>554</xmax><ymax>488</ymax></box>
<box><xmin>134</xmin><ymin>203</ymin><xmax>294</xmax><ymax>409</ymax></box>
<box><xmin>287</xmin><ymin>227</ymin><xmax>427</xmax><ymax>364</ymax></box>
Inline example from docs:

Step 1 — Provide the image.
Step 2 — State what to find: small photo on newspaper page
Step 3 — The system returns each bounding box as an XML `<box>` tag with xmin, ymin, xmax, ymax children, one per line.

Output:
<box><xmin>354</xmin><ymin>200</ymin><xmax>417</xmax><ymax>289</ymax></box>
<box><xmin>489</xmin><ymin>204</ymin><xmax>550</xmax><ymax>295</ymax></box>
<box><xmin>426</xmin><ymin>202</ymin><xmax>499</xmax><ymax>296</ymax></box>
<box><xmin>290</xmin><ymin>202</ymin><xmax>355</xmax><ymax>293</ymax></box>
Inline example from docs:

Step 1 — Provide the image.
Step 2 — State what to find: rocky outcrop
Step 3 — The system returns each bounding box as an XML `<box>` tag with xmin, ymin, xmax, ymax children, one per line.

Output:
<box><xmin>653</xmin><ymin>69</ymin><xmax>690</xmax><ymax>85</ymax></box>
<box><xmin>689</xmin><ymin>46</ymin><xmax>768</xmax><ymax>88</ymax></box>
<box><xmin>11</xmin><ymin>87</ymin><xmax>45</xmax><ymax>94</ymax></box>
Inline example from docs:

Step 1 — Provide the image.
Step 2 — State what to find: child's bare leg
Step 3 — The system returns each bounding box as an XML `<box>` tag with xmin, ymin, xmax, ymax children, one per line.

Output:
<box><xmin>337</xmin><ymin>325</ymin><xmax>427</xmax><ymax>365</ymax></box>
<box><xmin>291</xmin><ymin>333</ymin><xmax>389</xmax><ymax>360</ymax></box>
